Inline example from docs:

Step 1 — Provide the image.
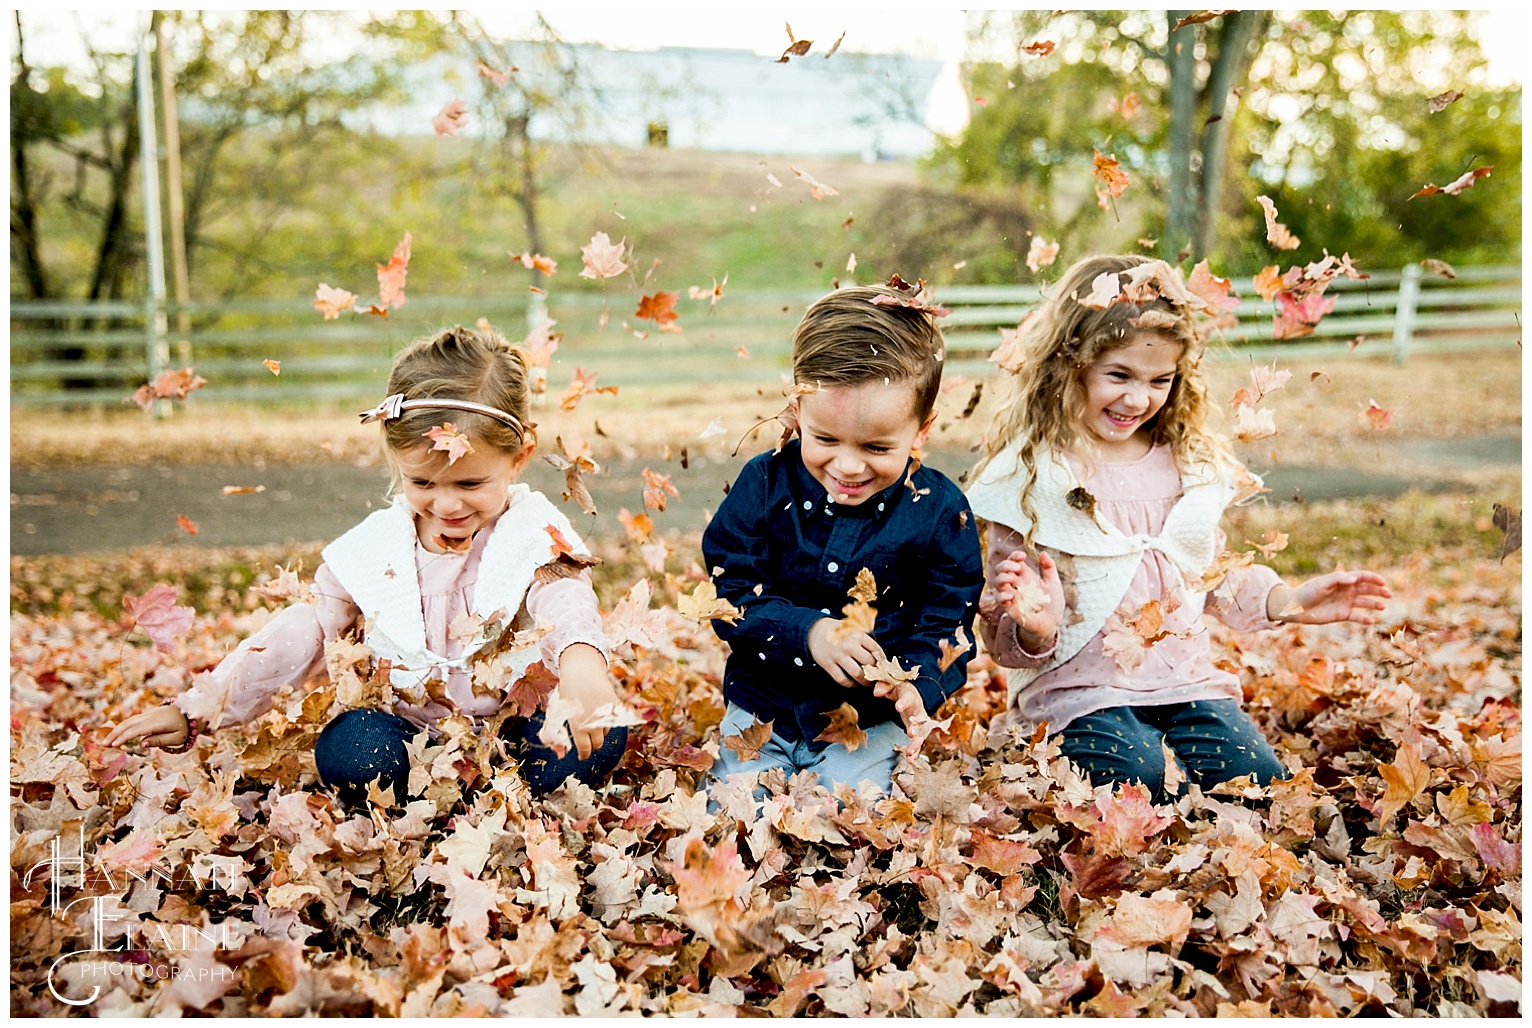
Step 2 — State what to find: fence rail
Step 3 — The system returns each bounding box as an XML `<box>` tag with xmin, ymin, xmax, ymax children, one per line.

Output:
<box><xmin>9</xmin><ymin>263</ymin><xmax>1520</xmax><ymax>406</ymax></box>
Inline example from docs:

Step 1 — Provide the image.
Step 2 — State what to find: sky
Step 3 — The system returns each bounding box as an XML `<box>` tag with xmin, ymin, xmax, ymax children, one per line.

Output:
<box><xmin>12</xmin><ymin>6</ymin><xmax>1525</xmax><ymax>88</ymax></box>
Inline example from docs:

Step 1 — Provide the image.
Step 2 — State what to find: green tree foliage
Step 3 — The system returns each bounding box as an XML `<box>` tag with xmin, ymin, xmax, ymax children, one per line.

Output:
<box><xmin>934</xmin><ymin>9</ymin><xmax>1521</xmax><ymax>274</ymax></box>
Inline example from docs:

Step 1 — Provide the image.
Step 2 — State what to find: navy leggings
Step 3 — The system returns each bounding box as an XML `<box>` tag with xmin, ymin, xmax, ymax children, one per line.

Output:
<box><xmin>313</xmin><ymin>708</ymin><xmax>628</xmax><ymax>803</ymax></box>
<box><xmin>1057</xmin><ymin>699</ymin><xmax>1287</xmax><ymax>802</ymax></box>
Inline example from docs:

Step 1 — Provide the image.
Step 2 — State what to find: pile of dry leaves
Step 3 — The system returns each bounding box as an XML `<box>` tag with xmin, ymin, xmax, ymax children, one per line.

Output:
<box><xmin>9</xmin><ymin>545</ymin><xmax>1520</xmax><ymax>1016</ymax></box>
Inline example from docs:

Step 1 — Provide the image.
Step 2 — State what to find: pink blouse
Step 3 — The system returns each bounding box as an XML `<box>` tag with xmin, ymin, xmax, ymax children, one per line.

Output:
<box><xmin>178</xmin><ymin>505</ymin><xmax>607</xmax><ymax>731</ymax></box>
<box><xmin>977</xmin><ymin>444</ymin><xmax>1282</xmax><ymax>733</ymax></box>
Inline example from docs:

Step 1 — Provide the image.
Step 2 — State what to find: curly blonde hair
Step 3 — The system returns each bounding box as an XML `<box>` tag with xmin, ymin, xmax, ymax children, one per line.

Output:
<box><xmin>974</xmin><ymin>254</ymin><xmax>1236</xmax><ymax>551</ymax></box>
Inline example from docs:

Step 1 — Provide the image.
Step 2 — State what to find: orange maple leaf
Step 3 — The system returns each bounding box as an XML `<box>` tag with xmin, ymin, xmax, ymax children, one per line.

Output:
<box><xmin>1026</xmin><ymin>237</ymin><xmax>1060</xmax><ymax>274</ymax></box>
<box><xmin>176</xmin><ymin>515</ymin><xmax>199</xmax><ymax>536</ymax></box>
<box><xmin>1092</xmin><ymin>149</ymin><xmax>1129</xmax><ymax>207</ymax></box>
<box><xmin>815</xmin><ymin>703</ymin><xmax>867</xmax><ymax>752</ymax></box>
<box><xmin>968</xmin><ymin>830</ymin><xmax>1043</xmax><ymax>875</ymax></box>
<box><xmin>635</xmin><ymin>290</ymin><xmax>682</xmax><ymax>333</ymax></box>
<box><xmin>377</xmin><ymin>232</ymin><xmax>411</xmax><ymax>309</ymax></box>
<box><xmin>1022</xmin><ymin>40</ymin><xmax>1056</xmax><ymax>56</ymax></box>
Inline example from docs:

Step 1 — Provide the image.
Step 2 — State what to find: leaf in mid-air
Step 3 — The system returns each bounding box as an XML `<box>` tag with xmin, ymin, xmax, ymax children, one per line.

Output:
<box><xmin>432</xmin><ymin>99</ymin><xmax>468</xmax><ymax>136</ymax></box>
<box><xmin>426</xmin><ymin>422</ymin><xmax>474</xmax><ymax>465</ymax></box>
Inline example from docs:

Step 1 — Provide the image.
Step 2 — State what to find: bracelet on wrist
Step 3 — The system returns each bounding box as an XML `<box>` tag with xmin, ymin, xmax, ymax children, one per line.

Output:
<box><xmin>160</xmin><ymin>716</ymin><xmax>200</xmax><ymax>754</ymax></box>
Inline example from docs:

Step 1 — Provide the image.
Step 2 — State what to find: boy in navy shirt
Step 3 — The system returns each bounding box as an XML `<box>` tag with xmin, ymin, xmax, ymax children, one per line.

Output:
<box><xmin>702</xmin><ymin>284</ymin><xmax>984</xmax><ymax>793</ymax></box>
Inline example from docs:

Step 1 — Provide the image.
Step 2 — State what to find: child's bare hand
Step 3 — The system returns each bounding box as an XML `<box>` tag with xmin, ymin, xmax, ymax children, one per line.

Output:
<box><xmin>1274</xmin><ymin>570</ymin><xmax>1392</xmax><ymax>626</ymax></box>
<box><xmin>557</xmin><ymin>644</ymin><xmax>624</xmax><ymax>760</ymax></box>
<box><xmin>995</xmin><ymin>549</ymin><xmax>1066</xmax><ymax>649</ymax></box>
<box><xmin>807</xmin><ymin>618</ymin><xmax>886</xmax><ymax>687</ymax></box>
<box><xmin>872</xmin><ymin>678</ymin><xmax>927</xmax><ymax>734</ymax></box>
<box><xmin>103</xmin><ymin>705</ymin><xmax>190</xmax><ymax>750</ymax></box>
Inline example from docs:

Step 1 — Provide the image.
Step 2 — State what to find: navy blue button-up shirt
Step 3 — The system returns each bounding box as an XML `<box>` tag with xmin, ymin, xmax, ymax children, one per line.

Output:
<box><xmin>701</xmin><ymin>440</ymin><xmax>984</xmax><ymax>745</ymax></box>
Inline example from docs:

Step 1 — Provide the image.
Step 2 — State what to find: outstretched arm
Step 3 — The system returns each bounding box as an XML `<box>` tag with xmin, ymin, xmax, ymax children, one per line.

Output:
<box><xmin>1267</xmin><ymin>569</ymin><xmax>1392</xmax><ymax>625</ymax></box>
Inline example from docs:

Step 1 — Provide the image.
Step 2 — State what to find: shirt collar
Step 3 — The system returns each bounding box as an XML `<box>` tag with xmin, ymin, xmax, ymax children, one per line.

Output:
<box><xmin>781</xmin><ymin>439</ymin><xmax>913</xmax><ymax>520</ymax></box>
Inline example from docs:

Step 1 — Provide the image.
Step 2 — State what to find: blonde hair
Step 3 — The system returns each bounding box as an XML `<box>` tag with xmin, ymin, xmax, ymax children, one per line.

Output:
<box><xmin>975</xmin><ymin>253</ymin><xmax>1234</xmax><ymax>550</ymax></box>
<box><xmin>792</xmin><ymin>285</ymin><xmax>947</xmax><ymax>420</ymax></box>
<box><xmin>380</xmin><ymin>325</ymin><xmax>533</xmax><ymax>472</ymax></box>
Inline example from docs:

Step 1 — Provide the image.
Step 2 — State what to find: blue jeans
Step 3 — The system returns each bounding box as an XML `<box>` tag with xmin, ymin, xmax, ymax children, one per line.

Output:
<box><xmin>1057</xmin><ymin>699</ymin><xmax>1287</xmax><ymax>802</ymax></box>
<box><xmin>313</xmin><ymin>708</ymin><xmax>628</xmax><ymax>803</ymax></box>
<box><xmin>710</xmin><ymin>701</ymin><xmax>909</xmax><ymax>794</ymax></box>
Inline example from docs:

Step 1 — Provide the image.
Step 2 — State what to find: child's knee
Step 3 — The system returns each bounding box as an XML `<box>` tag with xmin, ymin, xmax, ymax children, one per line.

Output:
<box><xmin>314</xmin><ymin>708</ymin><xmax>412</xmax><ymax>799</ymax></box>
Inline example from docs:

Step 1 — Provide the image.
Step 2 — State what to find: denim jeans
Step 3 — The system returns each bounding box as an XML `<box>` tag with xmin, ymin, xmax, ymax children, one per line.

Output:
<box><xmin>1056</xmin><ymin>699</ymin><xmax>1287</xmax><ymax>802</ymax></box>
<box><xmin>313</xmin><ymin>707</ymin><xmax>627</xmax><ymax>804</ymax></box>
<box><xmin>709</xmin><ymin>701</ymin><xmax>909</xmax><ymax>794</ymax></box>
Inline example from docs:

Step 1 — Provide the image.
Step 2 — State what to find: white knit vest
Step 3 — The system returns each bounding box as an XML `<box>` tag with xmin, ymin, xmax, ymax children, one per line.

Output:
<box><xmin>965</xmin><ymin>440</ymin><xmax>1250</xmax><ymax>709</ymax></box>
<box><xmin>321</xmin><ymin>484</ymin><xmax>589</xmax><ymax>699</ymax></box>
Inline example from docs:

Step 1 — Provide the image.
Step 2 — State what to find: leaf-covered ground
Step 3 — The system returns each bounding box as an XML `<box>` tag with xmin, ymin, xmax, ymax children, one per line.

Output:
<box><xmin>9</xmin><ymin>535</ymin><xmax>1521</xmax><ymax>1016</ymax></box>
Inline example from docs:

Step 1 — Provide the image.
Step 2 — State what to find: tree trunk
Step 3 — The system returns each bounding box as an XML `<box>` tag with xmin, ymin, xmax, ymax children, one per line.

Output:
<box><xmin>1193</xmin><ymin>10</ymin><xmax>1265</xmax><ymax>261</ymax></box>
<box><xmin>1162</xmin><ymin>11</ymin><xmax>1199</xmax><ymax>263</ymax></box>
<box><xmin>10</xmin><ymin>14</ymin><xmax>50</xmax><ymax>299</ymax></box>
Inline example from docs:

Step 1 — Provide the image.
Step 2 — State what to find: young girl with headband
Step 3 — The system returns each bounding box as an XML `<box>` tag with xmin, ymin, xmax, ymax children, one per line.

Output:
<box><xmin>966</xmin><ymin>254</ymin><xmax>1390</xmax><ymax>800</ymax></box>
<box><xmin>107</xmin><ymin>326</ymin><xmax>630</xmax><ymax>801</ymax></box>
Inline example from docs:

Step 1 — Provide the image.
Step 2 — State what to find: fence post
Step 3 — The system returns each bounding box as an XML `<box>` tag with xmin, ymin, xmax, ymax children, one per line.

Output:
<box><xmin>136</xmin><ymin>30</ymin><xmax>171</xmax><ymax>416</ymax></box>
<box><xmin>1391</xmin><ymin>262</ymin><xmax>1422</xmax><ymax>365</ymax></box>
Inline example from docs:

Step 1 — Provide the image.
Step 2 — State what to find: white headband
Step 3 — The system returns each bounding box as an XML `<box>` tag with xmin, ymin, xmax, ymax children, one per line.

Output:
<box><xmin>358</xmin><ymin>393</ymin><xmax>523</xmax><ymax>432</ymax></box>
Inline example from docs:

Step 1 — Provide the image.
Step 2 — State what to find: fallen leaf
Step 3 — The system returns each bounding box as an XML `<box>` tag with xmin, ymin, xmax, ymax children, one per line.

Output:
<box><xmin>722</xmin><ymin>718</ymin><xmax>775</xmax><ymax>761</ymax></box>
<box><xmin>477</xmin><ymin>60</ymin><xmax>512</xmax><ymax>87</ymax></box>
<box><xmin>1187</xmin><ymin>260</ymin><xmax>1241</xmax><ymax>312</ymax></box>
<box><xmin>559</xmin><ymin>367</ymin><xmax>618</xmax><ymax>411</ymax></box>
<box><xmin>790</xmin><ymin>165</ymin><xmax>839</xmax><ymax>199</ymax></box>
<box><xmin>815</xmin><ymin>703</ymin><xmax>867</xmax><ymax>751</ymax></box>
<box><xmin>1092</xmin><ymin>149</ymin><xmax>1129</xmax><ymax>208</ymax></box>
<box><xmin>377</xmin><ymin>232</ymin><xmax>411</xmax><ymax>310</ymax></box>
<box><xmin>220</xmin><ymin>484</ymin><xmax>265</xmax><ymax>495</ymax></box>
<box><xmin>432</xmin><ymin>99</ymin><xmax>468</xmax><ymax>136</ymax></box>
<box><xmin>937</xmin><ymin>625</ymin><xmax>971</xmax><ymax>672</ymax></box>
<box><xmin>425</xmin><ymin>422</ymin><xmax>474</xmax><ymax>465</ymax></box>
<box><xmin>123</xmin><ymin>584</ymin><xmax>195</xmax><ymax>653</ymax></box>
<box><xmin>580</xmin><ymin>231</ymin><xmax>629</xmax><ymax>279</ymax></box>
<box><xmin>1408</xmin><ymin>165</ymin><xmax>1492</xmax><ymax>200</ymax></box>
<box><xmin>1172</xmin><ymin>10</ymin><xmax>1235</xmax><ymax>31</ymax></box>
<box><xmin>641</xmin><ymin>468</ymin><xmax>680</xmax><ymax>512</ymax></box>
<box><xmin>1082</xmin><ymin>270</ymin><xmax>1124</xmax><ymax>309</ymax></box>
<box><xmin>129</xmin><ymin>368</ymin><xmax>208</xmax><ymax>411</ymax></box>
<box><xmin>677</xmin><ymin>580</ymin><xmax>743</xmax><ymax>625</ymax></box>
<box><xmin>1359</xmin><ymin>399</ymin><xmax>1393</xmax><ymax>432</ymax></box>
<box><xmin>1245</xmin><ymin>530</ymin><xmax>1289</xmax><ymax>558</ymax></box>
<box><xmin>1377</xmin><ymin>741</ymin><xmax>1430</xmax><ymax>825</ymax></box>
<box><xmin>1256</xmin><ymin>195</ymin><xmax>1300</xmax><ymax>250</ymax></box>
<box><xmin>1022</xmin><ymin>40</ymin><xmax>1056</xmax><ymax>56</ymax></box>
<box><xmin>262</xmin><ymin>359</ymin><xmax>281</xmax><ymax>376</ymax></box>
<box><xmin>636</xmin><ymin>291</ymin><xmax>682</xmax><ymax>333</ymax></box>
<box><xmin>176</xmin><ymin>515</ymin><xmax>198</xmax><ymax>535</ymax></box>
<box><xmin>1426</xmin><ymin>89</ymin><xmax>1464</xmax><ymax>113</ymax></box>
<box><xmin>1026</xmin><ymin>237</ymin><xmax>1060</xmax><ymax>273</ymax></box>
<box><xmin>1420</xmin><ymin>258</ymin><xmax>1457</xmax><ymax>279</ymax></box>
<box><xmin>510</xmin><ymin>252</ymin><xmax>557</xmax><ymax>276</ymax></box>
<box><xmin>313</xmin><ymin>283</ymin><xmax>358</xmax><ymax>319</ymax></box>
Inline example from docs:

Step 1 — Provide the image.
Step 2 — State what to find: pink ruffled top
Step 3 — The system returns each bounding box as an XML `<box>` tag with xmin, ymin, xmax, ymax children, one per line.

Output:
<box><xmin>978</xmin><ymin>444</ymin><xmax>1282</xmax><ymax>733</ymax></box>
<box><xmin>179</xmin><ymin>503</ymin><xmax>607</xmax><ymax>731</ymax></box>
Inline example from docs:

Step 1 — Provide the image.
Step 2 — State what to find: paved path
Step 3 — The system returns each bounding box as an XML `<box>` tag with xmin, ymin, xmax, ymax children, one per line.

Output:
<box><xmin>10</xmin><ymin>436</ymin><xmax>1520</xmax><ymax>556</ymax></box>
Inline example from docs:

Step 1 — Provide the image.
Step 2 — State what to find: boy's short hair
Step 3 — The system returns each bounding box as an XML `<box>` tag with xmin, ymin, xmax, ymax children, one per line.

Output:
<box><xmin>791</xmin><ymin>285</ymin><xmax>947</xmax><ymax>420</ymax></box>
